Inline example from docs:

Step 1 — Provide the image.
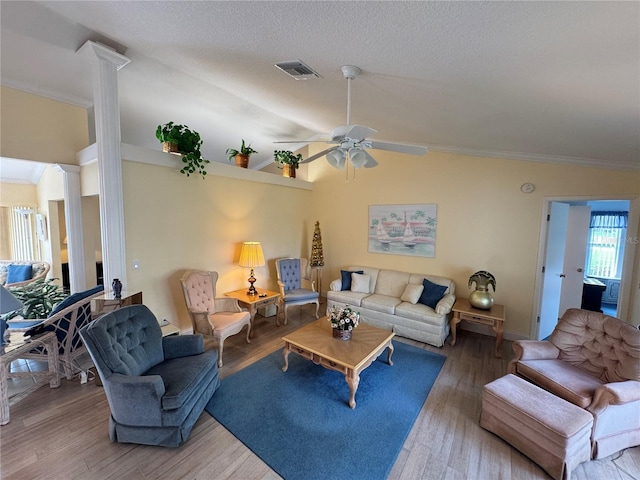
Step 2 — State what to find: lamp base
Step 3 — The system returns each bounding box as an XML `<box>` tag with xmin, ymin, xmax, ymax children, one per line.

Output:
<box><xmin>247</xmin><ymin>269</ymin><xmax>258</xmax><ymax>296</ymax></box>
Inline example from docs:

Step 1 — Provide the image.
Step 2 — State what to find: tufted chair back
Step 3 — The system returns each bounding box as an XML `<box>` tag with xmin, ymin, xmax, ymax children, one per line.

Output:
<box><xmin>80</xmin><ymin>304</ymin><xmax>164</xmax><ymax>377</ymax></box>
<box><xmin>277</xmin><ymin>258</ymin><xmax>302</xmax><ymax>291</ymax></box>
<box><xmin>181</xmin><ymin>271</ymin><xmax>218</xmax><ymax>314</ymax></box>
<box><xmin>550</xmin><ymin>308</ymin><xmax>640</xmax><ymax>383</ymax></box>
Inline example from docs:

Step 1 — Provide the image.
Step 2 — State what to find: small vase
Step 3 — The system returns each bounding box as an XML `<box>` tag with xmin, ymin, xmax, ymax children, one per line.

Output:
<box><xmin>162</xmin><ymin>142</ymin><xmax>179</xmax><ymax>154</ymax></box>
<box><xmin>282</xmin><ymin>164</ymin><xmax>296</xmax><ymax>178</ymax></box>
<box><xmin>112</xmin><ymin>278</ymin><xmax>123</xmax><ymax>299</ymax></box>
<box><xmin>469</xmin><ymin>289</ymin><xmax>493</xmax><ymax>310</ymax></box>
<box><xmin>332</xmin><ymin>328</ymin><xmax>352</xmax><ymax>341</ymax></box>
<box><xmin>235</xmin><ymin>154</ymin><xmax>250</xmax><ymax>168</ymax></box>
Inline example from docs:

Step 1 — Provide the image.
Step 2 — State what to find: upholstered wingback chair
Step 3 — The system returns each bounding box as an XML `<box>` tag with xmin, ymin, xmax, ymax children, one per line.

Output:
<box><xmin>180</xmin><ymin>270</ymin><xmax>251</xmax><ymax>367</ymax></box>
<box><xmin>509</xmin><ymin>308</ymin><xmax>640</xmax><ymax>459</ymax></box>
<box><xmin>275</xmin><ymin>258</ymin><xmax>319</xmax><ymax>324</ymax></box>
<box><xmin>79</xmin><ymin>305</ymin><xmax>220</xmax><ymax>447</ymax></box>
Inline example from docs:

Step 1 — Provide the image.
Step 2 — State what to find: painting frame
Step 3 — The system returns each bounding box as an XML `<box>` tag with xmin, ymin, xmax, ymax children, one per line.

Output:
<box><xmin>368</xmin><ymin>204</ymin><xmax>437</xmax><ymax>257</ymax></box>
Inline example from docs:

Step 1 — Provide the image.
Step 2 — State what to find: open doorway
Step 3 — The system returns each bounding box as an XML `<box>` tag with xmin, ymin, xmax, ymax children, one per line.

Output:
<box><xmin>534</xmin><ymin>197</ymin><xmax>637</xmax><ymax>340</ymax></box>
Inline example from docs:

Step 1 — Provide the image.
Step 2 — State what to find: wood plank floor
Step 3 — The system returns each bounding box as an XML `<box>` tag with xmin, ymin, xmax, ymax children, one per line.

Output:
<box><xmin>1</xmin><ymin>302</ymin><xmax>638</xmax><ymax>480</ymax></box>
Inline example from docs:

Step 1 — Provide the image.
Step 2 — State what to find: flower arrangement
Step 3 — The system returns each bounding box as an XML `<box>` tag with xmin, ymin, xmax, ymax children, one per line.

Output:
<box><xmin>328</xmin><ymin>304</ymin><xmax>360</xmax><ymax>331</ymax></box>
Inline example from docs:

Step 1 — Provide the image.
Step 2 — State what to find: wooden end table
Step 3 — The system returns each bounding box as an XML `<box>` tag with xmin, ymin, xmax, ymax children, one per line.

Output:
<box><xmin>1</xmin><ymin>331</ymin><xmax>60</xmax><ymax>425</ymax></box>
<box><xmin>450</xmin><ymin>298</ymin><xmax>505</xmax><ymax>358</ymax></box>
<box><xmin>281</xmin><ymin>318</ymin><xmax>394</xmax><ymax>409</ymax></box>
<box><xmin>224</xmin><ymin>288</ymin><xmax>281</xmax><ymax>330</ymax></box>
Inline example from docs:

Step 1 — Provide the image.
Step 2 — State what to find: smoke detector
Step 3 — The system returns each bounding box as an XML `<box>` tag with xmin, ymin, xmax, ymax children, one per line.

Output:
<box><xmin>275</xmin><ymin>60</ymin><xmax>322</xmax><ymax>80</ymax></box>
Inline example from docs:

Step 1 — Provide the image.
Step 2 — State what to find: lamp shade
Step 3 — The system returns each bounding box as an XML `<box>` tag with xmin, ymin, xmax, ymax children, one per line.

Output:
<box><xmin>326</xmin><ymin>149</ymin><xmax>346</xmax><ymax>169</ymax></box>
<box><xmin>239</xmin><ymin>242</ymin><xmax>266</xmax><ymax>268</ymax></box>
<box><xmin>0</xmin><ymin>285</ymin><xmax>24</xmax><ymax>315</ymax></box>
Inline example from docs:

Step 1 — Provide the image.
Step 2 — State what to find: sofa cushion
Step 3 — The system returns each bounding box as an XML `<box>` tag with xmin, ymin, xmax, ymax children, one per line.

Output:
<box><xmin>351</xmin><ymin>273</ymin><xmax>371</xmax><ymax>293</ymax></box>
<box><xmin>516</xmin><ymin>358</ymin><xmax>605</xmax><ymax>408</ymax></box>
<box><xmin>374</xmin><ymin>270</ymin><xmax>411</xmax><ymax>297</ymax></box>
<box><xmin>327</xmin><ymin>290</ymin><xmax>369</xmax><ymax>307</ymax></box>
<box><xmin>401</xmin><ymin>284</ymin><xmax>424</xmax><ymax>304</ymax></box>
<box><xmin>418</xmin><ymin>278</ymin><xmax>447</xmax><ymax>309</ymax></box>
<box><xmin>361</xmin><ymin>294</ymin><xmax>401</xmax><ymax>315</ymax></box>
<box><xmin>6</xmin><ymin>264</ymin><xmax>32</xmax><ymax>284</ymax></box>
<box><xmin>341</xmin><ymin>270</ymin><xmax>363</xmax><ymax>291</ymax></box>
<box><xmin>395</xmin><ymin>302</ymin><xmax>443</xmax><ymax>323</ymax></box>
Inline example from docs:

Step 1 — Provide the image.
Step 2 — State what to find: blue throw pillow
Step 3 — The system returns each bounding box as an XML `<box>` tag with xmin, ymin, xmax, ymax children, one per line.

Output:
<box><xmin>49</xmin><ymin>285</ymin><xmax>104</xmax><ymax>317</ymax></box>
<box><xmin>340</xmin><ymin>270</ymin><xmax>363</xmax><ymax>291</ymax></box>
<box><xmin>418</xmin><ymin>278</ymin><xmax>447</xmax><ymax>309</ymax></box>
<box><xmin>6</xmin><ymin>264</ymin><xmax>32</xmax><ymax>284</ymax></box>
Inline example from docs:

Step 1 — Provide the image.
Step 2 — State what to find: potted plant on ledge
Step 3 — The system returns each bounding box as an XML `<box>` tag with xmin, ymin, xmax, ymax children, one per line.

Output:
<box><xmin>274</xmin><ymin>150</ymin><xmax>302</xmax><ymax>178</ymax></box>
<box><xmin>226</xmin><ymin>139</ymin><xmax>257</xmax><ymax>168</ymax></box>
<box><xmin>155</xmin><ymin>122</ymin><xmax>210</xmax><ymax>178</ymax></box>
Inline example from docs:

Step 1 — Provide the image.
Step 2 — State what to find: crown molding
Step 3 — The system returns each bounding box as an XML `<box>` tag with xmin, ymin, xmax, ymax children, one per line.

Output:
<box><xmin>1</xmin><ymin>80</ymin><xmax>93</xmax><ymax>109</ymax></box>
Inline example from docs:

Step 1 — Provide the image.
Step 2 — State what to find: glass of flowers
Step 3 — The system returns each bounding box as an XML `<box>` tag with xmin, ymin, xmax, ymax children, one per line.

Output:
<box><xmin>328</xmin><ymin>304</ymin><xmax>360</xmax><ymax>340</ymax></box>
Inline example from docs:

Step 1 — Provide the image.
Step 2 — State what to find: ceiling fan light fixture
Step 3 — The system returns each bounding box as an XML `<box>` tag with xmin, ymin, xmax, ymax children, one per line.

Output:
<box><xmin>326</xmin><ymin>149</ymin><xmax>346</xmax><ymax>169</ymax></box>
<box><xmin>349</xmin><ymin>148</ymin><xmax>367</xmax><ymax>169</ymax></box>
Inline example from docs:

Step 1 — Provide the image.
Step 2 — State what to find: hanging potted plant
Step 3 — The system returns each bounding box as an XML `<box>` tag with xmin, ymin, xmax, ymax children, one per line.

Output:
<box><xmin>226</xmin><ymin>139</ymin><xmax>257</xmax><ymax>168</ymax></box>
<box><xmin>273</xmin><ymin>150</ymin><xmax>302</xmax><ymax>178</ymax></box>
<box><xmin>155</xmin><ymin>122</ymin><xmax>209</xmax><ymax>178</ymax></box>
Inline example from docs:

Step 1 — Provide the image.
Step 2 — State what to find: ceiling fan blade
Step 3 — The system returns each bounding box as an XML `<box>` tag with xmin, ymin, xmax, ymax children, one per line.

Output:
<box><xmin>300</xmin><ymin>146</ymin><xmax>340</xmax><ymax>164</ymax></box>
<box><xmin>368</xmin><ymin>140</ymin><xmax>428</xmax><ymax>156</ymax></box>
<box><xmin>331</xmin><ymin>125</ymin><xmax>377</xmax><ymax>142</ymax></box>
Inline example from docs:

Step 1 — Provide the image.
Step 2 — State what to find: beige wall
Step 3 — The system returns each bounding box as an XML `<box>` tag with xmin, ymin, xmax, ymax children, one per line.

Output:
<box><xmin>122</xmin><ymin>160</ymin><xmax>314</xmax><ymax>329</ymax></box>
<box><xmin>307</xmin><ymin>149</ymin><xmax>640</xmax><ymax>338</ymax></box>
<box><xmin>0</xmin><ymin>86</ymin><xmax>88</xmax><ymax>164</ymax></box>
<box><xmin>0</xmin><ymin>182</ymin><xmax>37</xmax><ymax>207</ymax></box>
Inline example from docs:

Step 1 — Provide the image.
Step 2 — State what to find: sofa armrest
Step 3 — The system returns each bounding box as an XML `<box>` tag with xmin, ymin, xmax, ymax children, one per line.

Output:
<box><xmin>436</xmin><ymin>294</ymin><xmax>455</xmax><ymax>315</ymax></box>
<box><xmin>589</xmin><ymin>380</ymin><xmax>640</xmax><ymax>415</ymax></box>
<box><xmin>329</xmin><ymin>279</ymin><xmax>342</xmax><ymax>291</ymax></box>
<box><xmin>162</xmin><ymin>334</ymin><xmax>204</xmax><ymax>360</ymax></box>
<box><xmin>106</xmin><ymin>373</ymin><xmax>165</xmax><ymax>425</ymax></box>
<box><xmin>214</xmin><ymin>297</ymin><xmax>241</xmax><ymax>313</ymax></box>
<box><xmin>508</xmin><ymin>340</ymin><xmax>560</xmax><ymax>374</ymax></box>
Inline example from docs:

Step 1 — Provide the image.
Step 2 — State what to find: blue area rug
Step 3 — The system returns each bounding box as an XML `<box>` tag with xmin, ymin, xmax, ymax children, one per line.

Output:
<box><xmin>205</xmin><ymin>341</ymin><xmax>446</xmax><ymax>480</ymax></box>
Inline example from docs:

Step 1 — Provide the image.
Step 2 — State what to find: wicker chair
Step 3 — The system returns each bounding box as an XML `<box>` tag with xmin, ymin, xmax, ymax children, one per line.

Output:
<box><xmin>0</xmin><ymin>260</ymin><xmax>50</xmax><ymax>288</ymax></box>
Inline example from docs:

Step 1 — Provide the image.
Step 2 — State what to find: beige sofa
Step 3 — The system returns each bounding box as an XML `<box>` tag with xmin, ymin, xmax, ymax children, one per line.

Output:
<box><xmin>326</xmin><ymin>265</ymin><xmax>456</xmax><ymax>347</ymax></box>
<box><xmin>509</xmin><ymin>308</ymin><xmax>640</xmax><ymax>460</ymax></box>
<box><xmin>0</xmin><ymin>260</ymin><xmax>50</xmax><ymax>287</ymax></box>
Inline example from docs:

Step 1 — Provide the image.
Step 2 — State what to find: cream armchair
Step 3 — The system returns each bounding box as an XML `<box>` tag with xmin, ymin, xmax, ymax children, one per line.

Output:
<box><xmin>509</xmin><ymin>308</ymin><xmax>640</xmax><ymax>459</ymax></box>
<box><xmin>180</xmin><ymin>270</ymin><xmax>251</xmax><ymax>367</ymax></box>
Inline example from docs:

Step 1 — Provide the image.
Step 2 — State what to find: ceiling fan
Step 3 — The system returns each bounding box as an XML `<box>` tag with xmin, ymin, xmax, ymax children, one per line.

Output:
<box><xmin>278</xmin><ymin>65</ymin><xmax>428</xmax><ymax>169</ymax></box>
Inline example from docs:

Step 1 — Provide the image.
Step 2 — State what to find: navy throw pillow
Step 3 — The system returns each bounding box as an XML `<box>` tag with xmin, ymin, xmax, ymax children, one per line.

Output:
<box><xmin>340</xmin><ymin>270</ymin><xmax>364</xmax><ymax>291</ymax></box>
<box><xmin>48</xmin><ymin>285</ymin><xmax>104</xmax><ymax>317</ymax></box>
<box><xmin>6</xmin><ymin>264</ymin><xmax>32</xmax><ymax>284</ymax></box>
<box><xmin>418</xmin><ymin>278</ymin><xmax>447</xmax><ymax>309</ymax></box>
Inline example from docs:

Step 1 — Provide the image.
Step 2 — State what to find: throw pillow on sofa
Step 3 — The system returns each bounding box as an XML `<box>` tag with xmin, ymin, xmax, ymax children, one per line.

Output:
<box><xmin>341</xmin><ymin>269</ymin><xmax>363</xmax><ymax>291</ymax></box>
<box><xmin>6</xmin><ymin>264</ymin><xmax>32</xmax><ymax>284</ymax></box>
<box><xmin>418</xmin><ymin>278</ymin><xmax>447</xmax><ymax>309</ymax></box>
<box><xmin>351</xmin><ymin>273</ymin><xmax>371</xmax><ymax>293</ymax></box>
<box><xmin>401</xmin><ymin>284</ymin><xmax>424</xmax><ymax>304</ymax></box>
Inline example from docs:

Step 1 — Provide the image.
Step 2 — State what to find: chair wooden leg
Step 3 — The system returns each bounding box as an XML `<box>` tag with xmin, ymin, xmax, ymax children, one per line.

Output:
<box><xmin>245</xmin><ymin>322</ymin><xmax>251</xmax><ymax>344</ymax></box>
<box><xmin>217</xmin><ymin>337</ymin><xmax>224</xmax><ymax>368</ymax></box>
<box><xmin>284</xmin><ymin>306</ymin><xmax>289</xmax><ymax>326</ymax></box>
<box><xmin>314</xmin><ymin>301</ymin><xmax>319</xmax><ymax>319</ymax></box>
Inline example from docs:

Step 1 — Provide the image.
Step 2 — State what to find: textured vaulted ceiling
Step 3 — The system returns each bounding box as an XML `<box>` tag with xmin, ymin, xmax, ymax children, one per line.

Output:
<box><xmin>1</xmin><ymin>0</ymin><xmax>638</xmax><ymax>178</ymax></box>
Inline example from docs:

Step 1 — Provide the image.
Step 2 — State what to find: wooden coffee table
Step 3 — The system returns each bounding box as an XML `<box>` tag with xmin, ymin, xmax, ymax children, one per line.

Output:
<box><xmin>281</xmin><ymin>318</ymin><xmax>395</xmax><ymax>409</ymax></box>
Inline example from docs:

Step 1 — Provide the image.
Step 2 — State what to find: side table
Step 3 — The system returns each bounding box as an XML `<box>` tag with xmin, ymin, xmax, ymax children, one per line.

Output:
<box><xmin>1</xmin><ymin>330</ymin><xmax>60</xmax><ymax>425</ymax></box>
<box><xmin>224</xmin><ymin>288</ymin><xmax>281</xmax><ymax>329</ymax></box>
<box><xmin>91</xmin><ymin>290</ymin><xmax>143</xmax><ymax>319</ymax></box>
<box><xmin>450</xmin><ymin>298</ymin><xmax>505</xmax><ymax>358</ymax></box>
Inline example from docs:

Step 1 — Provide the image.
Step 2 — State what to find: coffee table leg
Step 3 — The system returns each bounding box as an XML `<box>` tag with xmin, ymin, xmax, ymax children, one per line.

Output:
<box><xmin>387</xmin><ymin>342</ymin><xmax>394</xmax><ymax>366</ymax></box>
<box><xmin>0</xmin><ymin>360</ymin><xmax>9</xmax><ymax>425</ymax></box>
<box><xmin>346</xmin><ymin>372</ymin><xmax>360</xmax><ymax>409</ymax></box>
<box><xmin>282</xmin><ymin>345</ymin><xmax>290</xmax><ymax>373</ymax></box>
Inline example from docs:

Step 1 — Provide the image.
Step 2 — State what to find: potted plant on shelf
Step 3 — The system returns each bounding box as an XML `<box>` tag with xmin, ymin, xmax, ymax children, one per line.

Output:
<box><xmin>155</xmin><ymin>122</ymin><xmax>210</xmax><ymax>178</ymax></box>
<box><xmin>273</xmin><ymin>150</ymin><xmax>303</xmax><ymax>178</ymax></box>
<box><xmin>226</xmin><ymin>139</ymin><xmax>257</xmax><ymax>168</ymax></box>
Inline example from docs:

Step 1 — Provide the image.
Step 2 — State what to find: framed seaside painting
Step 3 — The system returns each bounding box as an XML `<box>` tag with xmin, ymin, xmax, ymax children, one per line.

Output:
<box><xmin>368</xmin><ymin>204</ymin><xmax>437</xmax><ymax>257</ymax></box>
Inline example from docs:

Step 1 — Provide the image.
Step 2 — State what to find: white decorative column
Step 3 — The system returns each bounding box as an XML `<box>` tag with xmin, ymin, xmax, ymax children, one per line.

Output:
<box><xmin>78</xmin><ymin>41</ymin><xmax>130</xmax><ymax>294</ymax></box>
<box><xmin>54</xmin><ymin>164</ymin><xmax>86</xmax><ymax>293</ymax></box>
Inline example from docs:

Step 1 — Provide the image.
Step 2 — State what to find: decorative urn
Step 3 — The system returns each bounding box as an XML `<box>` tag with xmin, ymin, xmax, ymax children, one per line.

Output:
<box><xmin>468</xmin><ymin>271</ymin><xmax>496</xmax><ymax>310</ymax></box>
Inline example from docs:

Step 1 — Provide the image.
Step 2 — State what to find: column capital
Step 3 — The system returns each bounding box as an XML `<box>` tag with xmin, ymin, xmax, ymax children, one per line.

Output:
<box><xmin>77</xmin><ymin>40</ymin><xmax>130</xmax><ymax>70</ymax></box>
<box><xmin>54</xmin><ymin>164</ymin><xmax>81</xmax><ymax>174</ymax></box>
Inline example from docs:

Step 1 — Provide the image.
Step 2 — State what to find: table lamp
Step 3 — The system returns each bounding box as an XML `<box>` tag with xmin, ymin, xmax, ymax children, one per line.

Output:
<box><xmin>238</xmin><ymin>241</ymin><xmax>265</xmax><ymax>296</ymax></box>
<box><xmin>1</xmin><ymin>285</ymin><xmax>24</xmax><ymax>345</ymax></box>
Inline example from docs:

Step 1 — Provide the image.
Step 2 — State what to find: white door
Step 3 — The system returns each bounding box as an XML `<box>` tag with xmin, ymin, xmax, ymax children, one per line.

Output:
<box><xmin>538</xmin><ymin>202</ymin><xmax>570</xmax><ymax>340</ymax></box>
<box><xmin>558</xmin><ymin>206</ymin><xmax>591</xmax><ymax>316</ymax></box>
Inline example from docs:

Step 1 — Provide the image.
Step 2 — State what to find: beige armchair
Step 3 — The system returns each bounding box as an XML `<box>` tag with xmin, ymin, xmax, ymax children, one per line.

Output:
<box><xmin>509</xmin><ymin>308</ymin><xmax>640</xmax><ymax>459</ymax></box>
<box><xmin>180</xmin><ymin>270</ymin><xmax>251</xmax><ymax>367</ymax></box>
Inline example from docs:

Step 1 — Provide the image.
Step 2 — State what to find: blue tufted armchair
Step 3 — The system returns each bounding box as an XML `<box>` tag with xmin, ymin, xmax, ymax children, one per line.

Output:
<box><xmin>79</xmin><ymin>304</ymin><xmax>220</xmax><ymax>447</ymax></box>
<box><xmin>276</xmin><ymin>257</ymin><xmax>320</xmax><ymax>324</ymax></box>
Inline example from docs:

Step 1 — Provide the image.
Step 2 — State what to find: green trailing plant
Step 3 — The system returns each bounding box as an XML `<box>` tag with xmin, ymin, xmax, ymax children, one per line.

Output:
<box><xmin>155</xmin><ymin>122</ymin><xmax>210</xmax><ymax>178</ymax></box>
<box><xmin>273</xmin><ymin>150</ymin><xmax>302</xmax><ymax>169</ymax></box>
<box><xmin>5</xmin><ymin>278</ymin><xmax>67</xmax><ymax>320</ymax></box>
<box><xmin>226</xmin><ymin>139</ymin><xmax>258</xmax><ymax>162</ymax></box>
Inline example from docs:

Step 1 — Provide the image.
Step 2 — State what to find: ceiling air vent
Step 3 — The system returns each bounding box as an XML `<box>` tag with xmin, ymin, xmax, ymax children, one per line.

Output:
<box><xmin>275</xmin><ymin>60</ymin><xmax>322</xmax><ymax>80</ymax></box>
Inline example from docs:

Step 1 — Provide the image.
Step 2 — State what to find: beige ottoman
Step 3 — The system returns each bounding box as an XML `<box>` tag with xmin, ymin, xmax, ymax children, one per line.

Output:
<box><xmin>480</xmin><ymin>374</ymin><xmax>593</xmax><ymax>480</ymax></box>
